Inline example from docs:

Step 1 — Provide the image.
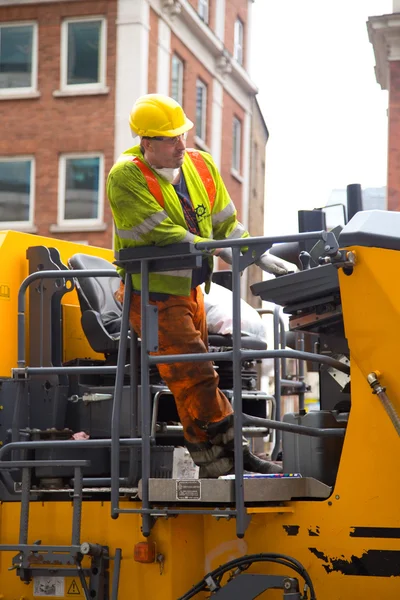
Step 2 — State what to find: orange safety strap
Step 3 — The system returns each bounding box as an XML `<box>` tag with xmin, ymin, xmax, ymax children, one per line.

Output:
<box><xmin>187</xmin><ymin>150</ymin><xmax>216</xmax><ymax>211</ymax></box>
<box><xmin>131</xmin><ymin>150</ymin><xmax>216</xmax><ymax>211</ymax></box>
<box><xmin>131</xmin><ymin>157</ymin><xmax>164</xmax><ymax>208</ymax></box>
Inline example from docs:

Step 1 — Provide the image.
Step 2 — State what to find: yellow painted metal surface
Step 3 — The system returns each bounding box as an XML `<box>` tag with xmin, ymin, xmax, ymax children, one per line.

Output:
<box><xmin>1</xmin><ymin>244</ymin><xmax>400</xmax><ymax>598</ymax></box>
<box><xmin>1</xmin><ymin>486</ymin><xmax>400</xmax><ymax>599</ymax></box>
<box><xmin>0</xmin><ymin>230</ymin><xmax>113</xmax><ymax>377</ymax></box>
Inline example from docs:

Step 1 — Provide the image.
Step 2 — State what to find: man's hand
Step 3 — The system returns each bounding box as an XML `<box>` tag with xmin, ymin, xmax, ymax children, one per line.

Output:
<box><xmin>255</xmin><ymin>252</ymin><xmax>288</xmax><ymax>276</ymax></box>
<box><xmin>215</xmin><ymin>248</ymin><xmax>233</xmax><ymax>264</ymax></box>
<box><xmin>215</xmin><ymin>248</ymin><xmax>288</xmax><ymax>276</ymax></box>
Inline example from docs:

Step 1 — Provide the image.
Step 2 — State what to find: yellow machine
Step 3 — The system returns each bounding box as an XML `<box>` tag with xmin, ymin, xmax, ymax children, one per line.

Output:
<box><xmin>0</xmin><ymin>209</ymin><xmax>400</xmax><ymax>600</ymax></box>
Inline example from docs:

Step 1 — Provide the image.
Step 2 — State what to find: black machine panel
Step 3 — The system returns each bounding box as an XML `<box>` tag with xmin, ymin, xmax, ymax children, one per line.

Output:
<box><xmin>250</xmin><ymin>264</ymin><xmax>339</xmax><ymax>307</ymax></box>
<box><xmin>251</xmin><ymin>254</ymin><xmax>348</xmax><ymax>413</ymax></box>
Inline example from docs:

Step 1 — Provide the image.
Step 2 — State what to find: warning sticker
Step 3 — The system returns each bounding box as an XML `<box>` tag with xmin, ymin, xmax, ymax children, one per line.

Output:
<box><xmin>176</xmin><ymin>479</ymin><xmax>201</xmax><ymax>500</ymax></box>
<box><xmin>67</xmin><ymin>579</ymin><xmax>81</xmax><ymax>596</ymax></box>
<box><xmin>33</xmin><ymin>577</ymin><xmax>65</xmax><ymax>597</ymax></box>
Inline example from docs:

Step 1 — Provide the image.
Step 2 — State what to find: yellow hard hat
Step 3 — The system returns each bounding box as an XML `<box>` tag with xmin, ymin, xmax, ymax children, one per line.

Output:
<box><xmin>129</xmin><ymin>94</ymin><xmax>194</xmax><ymax>137</ymax></box>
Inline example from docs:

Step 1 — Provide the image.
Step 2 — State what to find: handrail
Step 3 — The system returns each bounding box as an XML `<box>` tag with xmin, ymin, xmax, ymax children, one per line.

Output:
<box><xmin>17</xmin><ymin>269</ymin><xmax>119</xmax><ymax>368</ymax></box>
<box><xmin>10</xmin><ymin>230</ymin><xmax>346</xmax><ymax>541</ymax></box>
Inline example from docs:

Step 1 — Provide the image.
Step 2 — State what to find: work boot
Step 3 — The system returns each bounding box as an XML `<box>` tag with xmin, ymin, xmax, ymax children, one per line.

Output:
<box><xmin>187</xmin><ymin>415</ymin><xmax>282</xmax><ymax>478</ymax></box>
<box><xmin>185</xmin><ymin>440</ymin><xmax>234</xmax><ymax>479</ymax></box>
<box><xmin>243</xmin><ymin>445</ymin><xmax>282</xmax><ymax>474</ymax></box>
<box><xmin>207</xmin><ymin>415</ymin><xmax>283</xmax><ymax>475</ymax></box>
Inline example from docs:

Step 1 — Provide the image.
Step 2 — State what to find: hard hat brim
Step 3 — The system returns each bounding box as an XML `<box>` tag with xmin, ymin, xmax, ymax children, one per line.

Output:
<box><xmin>133</xmin><ymin>118</ymin><xmax>194</xmax><ymax>138</ymax></box>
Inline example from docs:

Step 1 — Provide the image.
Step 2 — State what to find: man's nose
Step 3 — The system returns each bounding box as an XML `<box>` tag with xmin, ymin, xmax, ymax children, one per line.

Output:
<box><xmin>176</xmin><ymin>135</ymin><xmax>186</xmax><ymax>150</ymax></box>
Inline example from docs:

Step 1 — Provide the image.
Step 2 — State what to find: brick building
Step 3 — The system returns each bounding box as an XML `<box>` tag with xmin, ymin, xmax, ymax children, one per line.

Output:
<box><xmin>0</xmin><ymin>0</ymin><xmax>268</xmax><ymax>298</ymax></box>
<box><xmin>368</xmin><ymin>0</ymin><xmax>400</xmax><ymax>210</ymax></box>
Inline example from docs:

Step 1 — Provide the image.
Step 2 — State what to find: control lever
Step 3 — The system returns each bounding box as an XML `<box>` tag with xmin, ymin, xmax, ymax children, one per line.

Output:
<box><xmin>299</xmin><ymin>251</ymin><xmax>311</xmax><ymax>270</ymax></box>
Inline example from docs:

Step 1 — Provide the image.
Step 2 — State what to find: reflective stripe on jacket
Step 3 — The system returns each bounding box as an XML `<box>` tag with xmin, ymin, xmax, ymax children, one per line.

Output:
<box><xmin>107</xmin><ymin>144</ymin><xmax>249</xmax><ymax>296</ymax></box>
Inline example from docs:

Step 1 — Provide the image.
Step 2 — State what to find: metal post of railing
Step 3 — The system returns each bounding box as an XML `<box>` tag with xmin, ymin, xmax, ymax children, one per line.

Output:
<box><xmin>127</xmin><ymin>328</ymin><xmax>140</xmax><ymax>486</ymax></box>
<box><xmin>11</xmin><ymin>379</ymin><xmax>24</xmax><ymax>458</ymax></box>
<box><xmin>278</xmin><ymin>313</ymin><xmax>287</xmax><ymax>380</ymax></box>
<box><xmin>111</xmin><ymin>273</ymin><xmax>132</xmax><ymax>518</ymax></box>
<box><xmin>71</xmin><ymin>466</ymin><xmax>83</xmax><ymax>547</ymax></box>
<box><xmin>19</xmin><ymin>467</ymin><xmax>31</xmax><ymax>545</ymax></box>
<box><xmin>111</xmin><ymin>548</ymin><xmax>122</xmax><ymax>600</ymax></box>
<box><xmin>140</xmin><ymin>260</ymin><xmax>152</xmax><ymax>537</ymax></box>
<box><xmin>272</xmin><ymin>305</ymin><xmax>282</xmax><ymax>460</ymax></box>
<box><xmin>231</xmin><ymin>247</ymin><xmax>247</xmax><ymax>538</ymax></box>
<box><xmin>257</xmin><ymin>308</ymin><xmax>288</xmax><ymax>382</ymax></box>
<box><xmin>39</xmin><ymin>279</ymin><xmax>44</xmax><ymax>367</ymax></box>
<box><xmin>298</xmin><ymin>334</ymin><xmax>305</xmax><ymax>411</ymax></box>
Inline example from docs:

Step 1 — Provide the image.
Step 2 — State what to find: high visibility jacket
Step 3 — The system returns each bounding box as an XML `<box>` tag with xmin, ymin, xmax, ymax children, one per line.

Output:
<box><xmin>107</xmin><ymin>145</ymin><xmax>249</xmax><ymax>296</ymax></box>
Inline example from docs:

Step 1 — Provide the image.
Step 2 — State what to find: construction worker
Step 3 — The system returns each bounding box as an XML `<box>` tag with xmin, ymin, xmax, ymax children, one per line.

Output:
<box><xmin>107</xmin><ymin>94</ymin><xmax>286</xmax><ymax>477</ymax></box>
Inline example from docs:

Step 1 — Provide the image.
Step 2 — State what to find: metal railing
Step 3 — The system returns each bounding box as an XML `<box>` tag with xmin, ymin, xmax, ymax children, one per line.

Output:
<box><xmin>6</xmin><ymin>230</ymin><xmax>350</xmax><ymax>542</ymax></box>
<box><xmin>257</xmin><ymin>307</ymin><xmax>307</xmax><ymax>459</ymax></box>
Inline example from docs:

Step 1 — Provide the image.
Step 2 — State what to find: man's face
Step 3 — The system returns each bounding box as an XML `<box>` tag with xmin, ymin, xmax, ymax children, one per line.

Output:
<box><xmin>142</xmin><ymin>134</ymin><xmax>187</xmax><ymax>168</ymax></box>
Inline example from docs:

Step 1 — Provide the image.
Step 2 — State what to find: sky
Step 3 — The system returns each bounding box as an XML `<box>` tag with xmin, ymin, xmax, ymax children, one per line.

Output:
<box><xmin>250</xmin><ymin>0</ymin><xmax>392</xmax><ymax>234</ymax></box>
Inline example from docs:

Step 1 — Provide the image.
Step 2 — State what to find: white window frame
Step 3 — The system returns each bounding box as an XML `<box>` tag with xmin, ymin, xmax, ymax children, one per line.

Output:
<box><xmin>198</xmin><ymin>0</ymin><xmax>209</xmax><ymax>23</ymax></box>
<box><xmin>196</xmin><ymin>79</ymin><xmax>207</xmax><ymax>143</ymax></box>
<box><xmin>0</xmin><ymin>156</ymin><xmax>35</xmax><ymax>229</ymax></box>
<box><xmin>232</xmin><ymin>116</ymin><xmax>242</xmax><ymax>173</ymax></box>
<box><xmin>234</xmin><ymin>18</ymin><xmax>244</xmax><ymax>65</ymax></box>
<box><xmin>171</xmin><ymin>54</ymin><xmax>184</xmax><ymax>106</ymax></box>
<box><xmin>58</xmin><ymin>153</ymin><xmax>104</xmax><ymax>228</ymax></box>
<box><xmin>60</xmin><ymin>16</ymin><xmax>107</xmax><ymax>92</ymax></box>
<box><xmin>0</xmin><ymin>21</ymin><xmax>38</xmax><ymax>96</ymax></box>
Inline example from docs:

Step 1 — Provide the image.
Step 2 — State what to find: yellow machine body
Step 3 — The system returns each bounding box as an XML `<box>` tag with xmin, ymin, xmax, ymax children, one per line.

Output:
<box><xmin>0</xmin><ymin>234</ymin><xmax>400</xmax><ymax>599</ymax></box>
<box><xmin>0</xmin><ymin>230</ymin><xmax>114</xmax><ymax>376</ymax></box>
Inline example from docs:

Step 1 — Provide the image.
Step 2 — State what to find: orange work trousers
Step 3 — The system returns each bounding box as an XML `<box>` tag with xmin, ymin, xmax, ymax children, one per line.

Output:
<box><xmin>116</xmin><ymin>283</ymin><xmax>233</xmax><ymax>444</ymax></box>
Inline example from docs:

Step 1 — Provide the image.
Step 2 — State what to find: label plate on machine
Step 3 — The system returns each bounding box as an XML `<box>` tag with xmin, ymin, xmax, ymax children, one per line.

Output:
<box><xmin>176</xmin><ymin>479</ymin><xmax>201</xmax><ymax>500</ymax></box>
<box><xmin>33</xmin><ymin>577</ymin><xmax>65</xmax><ymax>596</ymax></box>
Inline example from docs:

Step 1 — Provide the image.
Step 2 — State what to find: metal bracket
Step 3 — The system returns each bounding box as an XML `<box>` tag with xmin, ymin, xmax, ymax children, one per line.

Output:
<box><xmin>321</xmin><ymin>230</ymin><xmax>340</xmax><ymax>257</ymax></box>
<box><xmin>11</xmin><ymin>369</ymin><xmax>29</xmax><ymax>380</ymax></box>
<box><xmin>210</xmin><ymin>574</ymin><xmax>300</xmax><ymax>599</ymax></box>
<box><xmin>145</xmin><ymin>304</ymin><xmax>159</xmax><ymax>352</ymax></box>
<box><xmin>12</xmin><ymin>544</ymin><xmax>110</xmax><ymax>599</ymax></box>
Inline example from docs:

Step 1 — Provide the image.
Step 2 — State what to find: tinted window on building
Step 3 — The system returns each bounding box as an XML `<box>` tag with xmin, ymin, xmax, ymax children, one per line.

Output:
<box><xmin>234</xmin><ymin>18</ymin><xmax>244</xmax><ymax>65</ymax></box>
<box><xmin>67</xmin><ymin>20</ymin><xmax>102</xmax><ymax>86</ymax></box>
<box><xmin>0</xmin><ymin>25</ymin><xmax>34</xmax><ymax>89</ymax></box>
<box><xmin>171</xmin><ymin>54</ymin><xmax>184</xmax><ymax>105</ymax></box>
<box><xmin>196</xmin><ymin>80</ymin><xmax>207</xmax><ymax>141</ymax></box>
<box><xmin>198</xmin><ymin>0</ymin><xmax>209</xmax><ymax>23</ymax></box>
<box><xmin>232</xmin><ymin>117</ymin><xmax>241</xmax><ymax>172</ymax></box>
<box><xmin>0</xmin><ymin>160</ymin><xmax>32</xmax><ymax>222</ymax></box>
<box><xmin>64</xmin><ymin>157</ymin><xmax>100</xmax><ymax>220</ymax></box>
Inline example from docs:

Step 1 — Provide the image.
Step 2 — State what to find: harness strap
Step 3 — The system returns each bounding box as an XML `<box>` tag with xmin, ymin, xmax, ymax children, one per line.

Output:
<box><xmin>131</xmin><ymin>157</ymin><xmax>165</xmax><ymax>208</ymax></box>
<box><xmin>131</xmin><ymin>150</ymin><xmax>215</xmax><ymax>210</ymax></box>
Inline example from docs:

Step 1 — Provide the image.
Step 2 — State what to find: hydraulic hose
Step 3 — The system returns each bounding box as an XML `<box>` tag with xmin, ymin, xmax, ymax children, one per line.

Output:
<box><xmin>368</xmin><ymin>372</ymin><xmax>400</xmax><ymax>437</ymax></box>
<box><xmin>177</xmin><ymin>552</ymin><xmax>316</xmax><ymax>600</ymax></box>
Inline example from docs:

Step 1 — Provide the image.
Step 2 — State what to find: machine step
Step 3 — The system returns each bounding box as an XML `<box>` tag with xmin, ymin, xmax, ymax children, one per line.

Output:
<box><xmin>138</xmin><ymin>476</ymin><xmax>331</xmax><ymax>503</ymax></box>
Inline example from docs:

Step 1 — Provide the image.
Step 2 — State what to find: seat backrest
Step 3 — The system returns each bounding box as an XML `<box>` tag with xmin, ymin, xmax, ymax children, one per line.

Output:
<box><xmin>68</xmin><ymin>254</ymin><xmax>121</xmax><ymax>318</ymax></box>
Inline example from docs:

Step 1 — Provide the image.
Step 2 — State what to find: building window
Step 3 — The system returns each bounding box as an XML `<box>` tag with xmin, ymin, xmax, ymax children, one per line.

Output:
<box><xmin>232</xmin><ymin>117</ymin><xmax>242</xmax><ymax>172</ymax></box>
<box><xmin>234</xmin><ymin>18</ymin><xmax>244</xmax><ymax>65</ymax></box>
<box><xmin>58</xmin><ymin>154</ymin><xmax>104</xmax><ymax>226</ymax></box>
<box><xmin>0</xmin><ymin>157</ymin><xmax>34</xmax><ymax>227</ymax></box>
<box><xmin>198</xmin><ymin>0</ymin><xmax>209</xmax><ymax>23</ymax></box>
<box><xmin>61</xmin><ymin>18</ymin><xmax>106</xmax><ymax>90</ymax></box>
<box><xmin>196</xmin><ymin>79</ymin><xmax>207</xmax><ymax>142</ymax></box>
<box><xmin>0</xmin><ymin>23</ymin><xmax>37</xmax><ymax>93</ymax></box>
<box><xmin>171</xmin><ymin>54</ymin><xmax>184</xmax><ymax>106</ymax></box>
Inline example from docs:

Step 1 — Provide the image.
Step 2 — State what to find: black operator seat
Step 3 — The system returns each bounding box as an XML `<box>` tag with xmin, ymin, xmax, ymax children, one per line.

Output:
<box><xmin>69</xmin><ymin>254</ymin><xmax>267</xmax><ymax>353</ymax></box>
<box><xmin>68</xmin><ymin>254</ymin><xmax>123</xmax><ymax>354</ymax></box>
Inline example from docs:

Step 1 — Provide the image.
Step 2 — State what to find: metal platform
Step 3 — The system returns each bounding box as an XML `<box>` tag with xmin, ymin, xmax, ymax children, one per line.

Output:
<box><xmin>138</xmin><ymin>477</ymin><xmax>331</xmax><ymax>503</ymax></box>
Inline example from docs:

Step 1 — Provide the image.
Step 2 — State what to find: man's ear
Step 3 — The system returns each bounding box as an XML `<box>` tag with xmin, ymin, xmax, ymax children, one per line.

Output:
<box><xmin>141</xmin><ymin>138</ymin><xmax>152</xmax><ymax>153</ymax></box>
